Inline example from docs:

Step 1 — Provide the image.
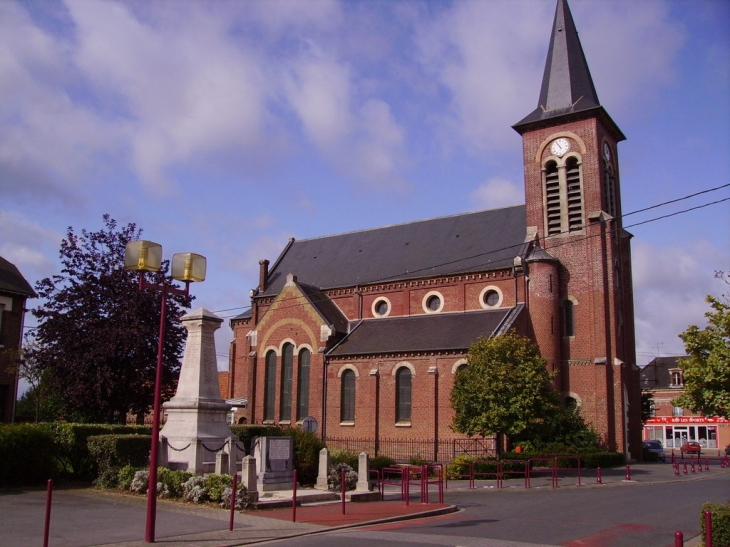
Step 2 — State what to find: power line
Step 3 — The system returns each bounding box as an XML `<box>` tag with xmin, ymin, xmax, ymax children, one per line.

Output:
<box><xmin>213</xmin><ymin>185</ymin><xmax>730</xmax><ymax>320</ymax></box>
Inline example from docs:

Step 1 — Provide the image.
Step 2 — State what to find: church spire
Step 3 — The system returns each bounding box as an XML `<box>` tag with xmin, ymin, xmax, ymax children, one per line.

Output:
<box><xmin>513</xmin><ymin>0</ymin><xmax>619</xmax><ymax>136</ymax></box>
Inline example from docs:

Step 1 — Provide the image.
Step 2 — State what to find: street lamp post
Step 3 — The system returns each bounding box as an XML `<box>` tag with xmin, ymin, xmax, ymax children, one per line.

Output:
<box><xmin>124</xmin><ymin>240</ymin><xmax>206</xmax><ymax>543</ymax></box>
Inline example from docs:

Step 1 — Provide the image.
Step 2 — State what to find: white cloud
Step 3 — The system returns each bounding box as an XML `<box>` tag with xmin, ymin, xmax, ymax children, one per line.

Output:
<box><xmin>631</xmin><ymin>238</ymin><xmax>726</xmax><ymax>361</ymax></box>
<box><xmin>412</xmin><ymin>0</ymin><xmax>685</xmax><ymax>152</ymax></box>
<box><xmin>0</xmin><ymin>210</ymin><xmax>63</xmax><ymax>287</ymax></box>
<box><xmin>470</xmin><ymin>177</ymin><xmax>524</xmax><ymax>210</ymax></box>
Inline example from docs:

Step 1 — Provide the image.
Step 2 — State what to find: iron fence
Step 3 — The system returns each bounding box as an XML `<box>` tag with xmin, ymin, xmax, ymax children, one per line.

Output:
<box><xmin>324</xmin><ymin>436</ymin><xmax>496</xmax><ymax>463</ymax></box>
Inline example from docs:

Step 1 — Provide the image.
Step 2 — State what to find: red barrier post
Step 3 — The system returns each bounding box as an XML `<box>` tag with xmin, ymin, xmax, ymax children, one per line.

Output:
<box><xmin>229</xmin><ymin>473</ymin><xmax>237</xmax><ymax>531</ymax></box>
<box><xmin>421</xmin><ymin>465</ymin><xmax>428</xmax><ymax>505</ymax></box>
<box><xmin>674</xmin><ymin>530</ymin><xmax>683</xmax><ymax>547</ymax></box>
<box><xmin>625</xmin><ymin>465</ymin><xmax>631</xmax><ymax>481</ymax></box>
<box><xmin>405</xmin><ymin>467</ymin><xmax>410</xmax><ymax>506</ymax></box>
<box><xmin>674</xmin><ymin>462</ymin><xmax>679</xmax><ymax>476</ymax></box>
<box><xmin>691</xmin><ymin>459</ymin><xmax>696</xmax><ymax>474</ymax></box>
<box><xmin>705</xmin><ymin>510</ymin><xmax>713</xmax><ymax>547</ymax></box>
<box><xmin>43</xmin><ymin>479</ymin><xmax>53</xmax><ymax>547</ymax></box>
<box><xmin>683</xmin><ymin>461</ymin><xmax>688</xmax><ymax>475</ymax></box>
<box><xmin>705</xmin><ymin>458</ymin><xmax>709</xmax><ymax>471</ymax></box>
<box><xmin>341</xmin><ymin>467</ymin><xmax>346</xmax><ymax>515</ymax></box>
<box><xmin>596</xmin><ymin>467</ymin><xmax>602</xmax><ymax>484</ymax></box>
<box><xmin>292</xmin><ymin>470</ymin><xmax>297</xmax><ymax>522</ymax></box>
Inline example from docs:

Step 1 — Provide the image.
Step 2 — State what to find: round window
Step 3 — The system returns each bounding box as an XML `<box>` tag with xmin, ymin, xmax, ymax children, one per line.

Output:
<box><xmin>374</xmin><ymin>299</ymin><xmax>389</xmax><ymax>316</ymax></box>
<box><xmin>426</xmin><ymin>295</ymin><xmax>441</xmax><ymax>311</ymax></box>
<box><xmin>484</xmin><ymin>290</ymin><xmax>499</xmax><ymax>307</ymax></box>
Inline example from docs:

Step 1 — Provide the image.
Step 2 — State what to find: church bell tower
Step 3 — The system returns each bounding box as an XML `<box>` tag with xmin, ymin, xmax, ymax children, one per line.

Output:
<box><xmin>513</xmin><ymin>0</ymin><xmax>641</xmax><ymax>458</ymax></box>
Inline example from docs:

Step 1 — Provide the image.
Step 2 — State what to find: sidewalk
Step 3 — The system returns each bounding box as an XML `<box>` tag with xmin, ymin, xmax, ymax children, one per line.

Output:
<box><xmin>2</xmin><ymin>461</ymin><xmax>724</xmax><ymax>547</ymax></box>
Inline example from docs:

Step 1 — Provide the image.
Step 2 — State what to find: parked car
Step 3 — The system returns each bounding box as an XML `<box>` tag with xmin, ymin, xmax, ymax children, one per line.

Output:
<box><xmin>643</xmin><ymin>440</ymin><xmax>666</xmax><ymax>462</ymax></box>
<box><xmin>680</xmin><ymin>441</ymin><xmax>702</xmax><ymax>457</ymax></box>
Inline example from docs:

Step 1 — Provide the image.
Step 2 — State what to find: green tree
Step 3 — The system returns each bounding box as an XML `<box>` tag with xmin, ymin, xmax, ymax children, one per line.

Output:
<box><xmin>30</xmin><ymin>215</ymin><xmax>192</xmax><ymax>424</ymax></box>
<box><xmin>673</xmin><ymin>272</ymin><xmax>730</xmax><ymax>418</ymax></box>
<box><xmin>451</xmin><ymin>332</ymin><xmax>561</xmax><ymax>445</ymax></box>
<box><xmin>641</xmin><ymin>392</ymin><xmax>655</xmax><ymax>424</ymax></box>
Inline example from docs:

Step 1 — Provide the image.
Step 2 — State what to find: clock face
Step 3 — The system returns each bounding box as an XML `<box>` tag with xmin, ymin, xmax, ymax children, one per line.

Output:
<box><xmin>603</xmin><ymin>142</ymin><xmax>612</xmax><ymax>161</ymax></box>
<box><xmin>550</xmin><ymin>138</ymin><xmax>570</xmax><ymax>157</ymax></box>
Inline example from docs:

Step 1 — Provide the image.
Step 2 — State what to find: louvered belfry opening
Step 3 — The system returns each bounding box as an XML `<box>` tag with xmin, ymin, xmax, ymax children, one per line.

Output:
<box><xmin>545</xmin><ymin>160</ymin><xmax>561</xmax><ymax>235</ymax></box>
<box><xmin>566</xmin><ymin>156</ymin><xmax>583</xmax><ymax>232</ymax></box>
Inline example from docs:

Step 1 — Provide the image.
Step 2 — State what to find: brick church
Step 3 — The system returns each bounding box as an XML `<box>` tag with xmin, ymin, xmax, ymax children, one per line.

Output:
<box><xmin>226</xmin><ymin>0</ymin><xmax>643</xmax><ymax>460</ymax></box>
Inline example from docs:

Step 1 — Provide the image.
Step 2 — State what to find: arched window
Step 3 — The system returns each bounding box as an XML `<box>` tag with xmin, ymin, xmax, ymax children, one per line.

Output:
<box><xmin>396</xmin><ymin>367</ymin><xmax>412</xmax><ymax>423</ymax></box>
<box><xmin>297</xmin><ymin>348</ymin><xmax>311</xmax><ymax>420</ymax></box>
<box><xmin>542</xmin><ymin>151</ymin><xmax>584</xmax><ymax>236</ymax></box>
<box><xmin>280</xmin><ymin>343</ymin><xmax>293</xmax><ymax>421</ymax></box>
<box><xmin>263</xmin><ymin>350</ymin><xmax>277</xmax><ymax>421</ymax></box>
<box><xmin>340</xmin><ymin>370</ymin><xmax>356</xmax><ymax>422</ymax></box>
<box><xmin>562</xmin><ymin>300</ymin><xmax>575</xmax><ymax>337</ymax></box>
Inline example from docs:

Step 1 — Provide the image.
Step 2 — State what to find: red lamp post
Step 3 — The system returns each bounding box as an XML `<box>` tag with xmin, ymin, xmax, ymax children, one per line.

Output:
<box><xmin>125</xmin><ymin>241</ymin><xmax>206</xmax><ymax>543</ymax></box>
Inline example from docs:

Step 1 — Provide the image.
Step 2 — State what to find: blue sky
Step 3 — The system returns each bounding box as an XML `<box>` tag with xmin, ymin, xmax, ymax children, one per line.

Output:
<box><xmin>2</xmin><ymin>0</ymin><xmax>728</xmax><ymax>376</ymax></box>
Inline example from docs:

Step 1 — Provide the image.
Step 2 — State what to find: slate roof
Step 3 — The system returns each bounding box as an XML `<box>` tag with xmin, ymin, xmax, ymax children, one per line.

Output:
<box><xmin>513</xmin><ymin>0</ymin><xmax>625</xmax><ymax>140</ymax></box>
<box><xmin>328</xmin><ymin>306</ymin><xmax>524</xmax><ymax>357</ymax></box>
<box><xmin>0</xmin><ymin>256</ymin><xmax>36</xmax><ymax>298</ymax></box>
<box><xmin>298</xmin><ymin>282</ymin><xmax>349</xmax><ymax>334</ymax></box>
<box><xmin>640</xmin><ymin>357</ymin><xmax>686</xmax><ymax>390</ymax></box>
<box><xmin>262</xmin><ymin>205</ymin><xmax>528</xmax><ymax>297</ymax></box>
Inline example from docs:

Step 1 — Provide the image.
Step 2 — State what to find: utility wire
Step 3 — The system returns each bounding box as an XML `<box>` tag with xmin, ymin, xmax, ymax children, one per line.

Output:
<box><xmin>213</xmin><ymin>186</ymin><xmax>730</xmax><ymax>319</ymax></box>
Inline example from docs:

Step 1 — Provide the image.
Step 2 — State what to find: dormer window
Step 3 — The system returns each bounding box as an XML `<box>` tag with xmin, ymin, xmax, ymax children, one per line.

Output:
<box><xmin>670</xmin><ymin>370</ymin><xmax>684</xmax><ymax>387</ymax></box>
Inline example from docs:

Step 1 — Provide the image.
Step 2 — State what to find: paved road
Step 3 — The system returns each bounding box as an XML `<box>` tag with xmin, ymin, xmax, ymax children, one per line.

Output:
<box><xmin>1</xmin><ymin>463</ymin><xmax>728</xmax><ymax>546</ymax></box>
<box><xmin>259</xmin><ymin>470</ymin><xmax>730</xmax><ymax>547</ymax></box>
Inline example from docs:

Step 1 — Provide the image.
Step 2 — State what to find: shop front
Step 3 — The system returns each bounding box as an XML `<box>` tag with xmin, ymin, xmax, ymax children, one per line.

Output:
<box><xmin>644</xmin><ymin>417</ymin><xmax>729</xmax><ymax>453</ymax></box>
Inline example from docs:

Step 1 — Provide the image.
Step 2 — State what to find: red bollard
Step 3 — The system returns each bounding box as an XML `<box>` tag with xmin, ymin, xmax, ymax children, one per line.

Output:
<box><xmin>43</xmin><ymin>479</ymin><xmax>53</xmax><ymax>547</ymax></box>
<box><xmin>705</xmin><ymin>510</ymin><xmax>713</xmax><ymax>547</ymax></box>
<box><xmin>674</xmin><ymin>462</ymin><xmax>679</xmax><ymax>476</ymax></box>
<box><xmin>596</xmin><ymin>467</ymin><xmax>602</xmax><ymax>484</ymax></box>
<box><xmin>292</xmin><ymin>470</ymin><xmax>298</xmax><ymax>522</ymax></box>
<box><xmin>683</xmin><ymin>461</ymin><xmax>688</xmax><ymax>475</ymax></box>
<box><xmin>674</xmin><ymin>530</ymin><xmax>683</xmax><ymax>547</ymax></box>
<box><xmin>625</xmin><ymin>465</ymin><xmax>631</xmax><ymax>481</ymax></box>
<box><xmin>691</xmin><ymin>459</ymin><xmax>696</xmax><ymax>474</ymax></box>
<box><xmin>341</xmin><ymin>467</ymin><xmax>346</xmax><ymax>515</ymax></box>
<box><xmin>705</xmin><ymin>458</ymin><xmax>709</xmax><ymax>471</ymax></box>
<box><xmin>229</xmin><ymin>473</ymin><xmax>238</xmax><ymax>531</ymax></box>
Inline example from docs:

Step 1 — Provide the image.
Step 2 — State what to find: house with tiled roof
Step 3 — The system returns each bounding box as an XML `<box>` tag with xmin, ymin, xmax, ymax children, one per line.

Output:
<box><xmin>0</xmin><ymin>256</ymin><xmax>36</xmax><ymax>422</ymax></box>
<box><xmin>225</xmin><ymin>0</ymin><xmax>643</xmax><ymax>460</ymax></box>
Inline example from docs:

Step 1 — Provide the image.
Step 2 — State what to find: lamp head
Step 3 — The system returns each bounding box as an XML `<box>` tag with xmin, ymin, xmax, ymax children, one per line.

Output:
<box><xmin>172</xmin><ymin>253</ymin><xmax>206</xmax><ymax>283</ymax></box>
<box><xmin>125</xmin><ymin>240</ymin><xmax>162</xmax><ymax>272</ymax></box>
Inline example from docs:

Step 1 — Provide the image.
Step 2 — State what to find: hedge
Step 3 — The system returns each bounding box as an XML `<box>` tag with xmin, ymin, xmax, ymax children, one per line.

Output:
<box><xmin>87</xmin><ymin>434</ymin><xmax>151</xmax><ymax>488</ymax></box>
<box><xmin>0</xmin><ymin>424</ymin><xmax>58</xmax><ymax>487</ymax></box>
<box><xmin>700</xmin><ymin>502</ymin><xmax>730</xmax><ymax>547</ymax></box>
<box><xmin>40</xmin><ymin>423</ymin><xmax>151</xmax><ymax>480</ymax></box>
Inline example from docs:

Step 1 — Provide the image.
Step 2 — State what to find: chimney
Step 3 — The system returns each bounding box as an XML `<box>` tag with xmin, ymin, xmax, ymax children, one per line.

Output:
<box><xmin>258</xmin><ymin>259</ymin><xmax>269</xmax><ymax>292</ymax></box>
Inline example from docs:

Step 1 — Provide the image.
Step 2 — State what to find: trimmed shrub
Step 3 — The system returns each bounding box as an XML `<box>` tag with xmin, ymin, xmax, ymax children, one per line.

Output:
<box><xmin>117</xmin><ymin>464</ymin><xmax>140</xmax><ymax>490</ymax></box>
<box><xmin>329</xmin><ymin>449</ymin><xmax>359</xmax><ymax>469</ymax></box>
<box><xmin>283</xmin><ymin>428</ymin><xmax>325</xmax><ymax>485</ymax></box>
<box><xmin>228</xmin><ymin>425</ymin><xmax>284</xmax><ymax>453</ymax></box>
<box><xmin>0</xmin><ymin>423</ymin><xmax>58</xmax><ymax>487</ymax></box>
<box><xmin>87</xmin><ymin>434</ymin><xmax>151</xmax><ymax>488</ymax></box>
<box><xmin>156</xmin><ymin>467</ymin><xmax>193</xmax><ymax>497</ymax></box>
<box><xmin>701</xmin><ymin>503</ymin><xmax>730</xmax><ymax>547</ymax></box>
<box><xmin>40</xmin><ymin>423</ymin><xmax>151</xmax><ymax>480</ymax></box>
<box><xmin>369</xmin><ymin>455</ymin><xmax>398</xmax><ymax>472</ymax></box>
